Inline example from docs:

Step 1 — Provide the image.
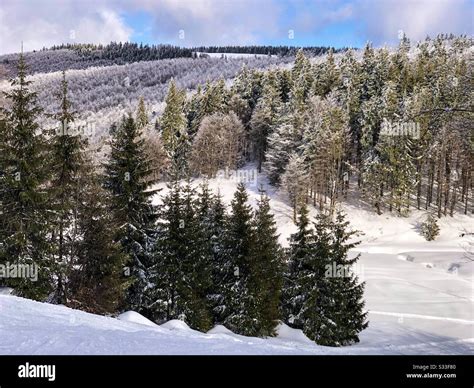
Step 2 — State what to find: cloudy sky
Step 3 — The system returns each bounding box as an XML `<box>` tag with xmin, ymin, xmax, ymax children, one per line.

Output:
<box><xmin>0</xmin><ymin>0</ymin><xmax>472</xmax><ymax>54</ymax></box>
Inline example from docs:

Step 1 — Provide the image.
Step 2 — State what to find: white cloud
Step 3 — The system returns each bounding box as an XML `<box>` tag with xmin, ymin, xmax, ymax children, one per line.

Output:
<box><xmin>0</xmin><ymin>0</ymin><xmax>472</xmax><ymax>54</ymax></box>
<box><xmin>0</xmin><ymin>1</ymin><xmax>132</xmax><ymax>54</ymax></box>
<box><xmin>138</xmin><ymin>0</ymin><xmax>283</xmax><ymax>46</ymax></box>
<box><xmin>355</xmin><ymin>0</ymin><xmax>474</xmax><ymax>44</ymax></box>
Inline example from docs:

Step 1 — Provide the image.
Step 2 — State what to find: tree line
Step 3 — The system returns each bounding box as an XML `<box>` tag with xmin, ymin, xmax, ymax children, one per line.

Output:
<box><xmin>0</xmin><ymin>53</ymin><xmax>367</xmax><ymax>346</ymax></box>
<box><xmin>157</xmin><ymin>34</ymin><xmax>472</xmax><ymax>222</ymax></box>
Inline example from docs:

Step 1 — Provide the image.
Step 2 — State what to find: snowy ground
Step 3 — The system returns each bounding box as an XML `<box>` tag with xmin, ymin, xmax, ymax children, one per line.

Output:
<box><xmin>0</xmin><ymin>167</ymin><xmax>472</xmax><ymax>355</ymax></box>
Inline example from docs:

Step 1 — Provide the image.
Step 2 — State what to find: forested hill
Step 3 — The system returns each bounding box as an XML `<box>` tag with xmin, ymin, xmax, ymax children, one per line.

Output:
<box><xmin>191</xmin><ymin>45</ymin><xmax>343</xmax><ymax>56</ymax></box>
<box><xmin>0</xmin><ymin>42</ymin><xmax>337</xmax><ymax>78</ymax></box>
<box><xmin>0</xmin><ymin>43</ymin><xmax>194</xmax><ymax>77</ymax></box>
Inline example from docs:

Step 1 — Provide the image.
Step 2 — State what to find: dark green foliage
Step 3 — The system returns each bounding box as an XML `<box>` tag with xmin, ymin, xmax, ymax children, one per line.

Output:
<box><xmin>284</xmin><ymin>206</ymin><xmax>368</xmax><ymax>346</ymax></box>
<box><xmin>151</xmin><ymin>182</ymin><xmax>213</xmax><ymax>331</ymax></box>
<box><xmin>220</xmin><ymin>184</ymin><xmax>283</xmax><ymax>337</ymax></box>
<box><xmin>250</xmin><ymin>193</ymin><xmax>284</xmax><ymax>336</ymax></box>
<box><xmin>103</xmin><ymin>114</ymin><xmax>157</xmax><ymax>313</ymax></box>
<box><xmin>47</xmin><ymin>71</ymin><xmax>88</xmax><ymax>304</ymax></box>
<box><xmin>68</xmin><ymin>163</ymin><xmax>128</xmax><ymax>314</ymax></box>
<box><xmin>0</xmin><ymin>53</ymin><xmax>52</xmax><ymax>300</ymax></box>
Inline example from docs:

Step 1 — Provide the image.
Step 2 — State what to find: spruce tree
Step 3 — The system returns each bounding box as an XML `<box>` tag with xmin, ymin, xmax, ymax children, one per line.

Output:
<box><xmin>206</xmin><ymin>189</ymin><xmax>228</xmax><ymax>323</ymax></box>
<box><xmin>179</xmin><ymin>182</ymin><xmax>213</xmax><ymax>331</ymax></box>
<box><xmin>69</xmin><ymin>159</ymin><xmax>128</xmax><ymax>314</ymax></box>
<box><xmin>152</xmin><ymin>181</ymin><xmax>183</xmax><ymax>322</ymax></box>
<box><xmin>250</xmin><ymin>71</ymin><xmax>282</xmax><ymax>172</ymax></box>
<box><xmin>320</xmin><ymin>211</ymin><xmax>368</xmax><ymax>345</ymax></box>
<box><xmin>285</xmin><ymin>207</ymin><xmax>368</xmax><ymax>346</ymax></box>
<box><xmin>283</xmin><ymin>204</ymin><xmax>313</xmax><ymax>328</ymax></box>
<box><xmin>152</xmin><ymin>182</ymin><xmax>213</xmax><ymax>331</ymax></box>
<box><xmin>250</xmin><ymin>193</ymin><xmax>284</xmax><ymax>336</ymax></box>
<box><xmin>136</xmin><ymin>96</ymin><xmax>149</xmax><ymax>129</ymax></box>
<box><xmin>103</xmin><ymin>114</ymin><xmax>157</xmax><ymax>314</ymax></box>
<box><xmin>221</xmin><ymin>183</ymin><xmax>256</xmax><ymax>334</ymax></box>
<box><xmin>47</xmin><ymin>71</ymin><xmax>88</xmax><ymax>304</ymax></box>
<box><xmin>160</xmin><ymin>79</ymin><xmax>189</xmax><ymax>178</ymax></box>
<box><xmin>0</xmin><ymin>53</ymin><xmax>51</xmax><ymax>299</ymax></box>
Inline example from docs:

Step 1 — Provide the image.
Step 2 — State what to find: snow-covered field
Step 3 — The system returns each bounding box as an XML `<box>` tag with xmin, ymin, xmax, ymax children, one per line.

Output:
<box><xmin>0</xmin><ymin>167</ymin><xmax>472</xmax><ymax>355</ymax></box>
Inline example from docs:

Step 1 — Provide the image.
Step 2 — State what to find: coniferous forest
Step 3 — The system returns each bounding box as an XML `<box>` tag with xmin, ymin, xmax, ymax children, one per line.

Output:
<box><xmin>0</xmin><ymin>34</ymin><xmax>472</xmax><ymax>348</ymax></box>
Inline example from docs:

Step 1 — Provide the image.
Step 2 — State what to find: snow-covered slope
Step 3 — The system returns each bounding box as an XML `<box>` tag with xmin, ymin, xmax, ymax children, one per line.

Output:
<box><xmin>0</xmin><ymin>167</ymin><xmax>472</xmax><ymax>355</ymax></box>
<box><xmin>0</xmin><ymin>294</ymin><xmax>472</xmax><ymax>355</ymax></box>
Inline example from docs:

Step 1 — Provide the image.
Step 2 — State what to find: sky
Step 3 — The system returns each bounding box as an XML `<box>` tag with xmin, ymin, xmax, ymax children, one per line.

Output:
<box><xmin>0</xmin><ymin>0</ymin><xmax>472</xmax><ymax>54</ymax></box>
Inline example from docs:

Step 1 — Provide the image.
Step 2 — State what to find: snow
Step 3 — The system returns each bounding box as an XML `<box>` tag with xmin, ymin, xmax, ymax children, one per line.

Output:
<box><xmin>194</xmin><ymin>52</ymin><xmax>277</xmax><ymax>59</ymax></box>
<box><xmin>276</xmin><ymin>323</ymin><xmax>314</xmax><ymax>344</ymax></box>
<box><xmin>0</xmin><ymin>287</ymin><xmax>14</xmax><ymax>295</ymax></box>
<box><xmin>161</xmin><ymin>320</ymin><xmax>194</xmax><ymax>332</ymax></box>
<box><xmin>117</xmin><ymin>311</ymin><xmax>158</xmax><ymax>327</ymax></box>
<box><xmin>1</xmin><ymin>294</ymin><xmax>472</xmax><ymax>355</ymax></box>
<box><xmin>0</xmin><ymin>165</ymin><xmax>472</xmax><ymax>355</ymax></box>
<box><xmin>207</xmin><ymin>325</ymin><xmax>234</xmax><ymax>335</ymax></box>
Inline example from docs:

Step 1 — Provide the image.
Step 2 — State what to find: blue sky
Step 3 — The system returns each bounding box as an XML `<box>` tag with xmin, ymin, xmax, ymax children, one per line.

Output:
<box><xmin>0</xmin><ymin>0</ymin><xmax>473</xmax><ymax>54</ymax></box>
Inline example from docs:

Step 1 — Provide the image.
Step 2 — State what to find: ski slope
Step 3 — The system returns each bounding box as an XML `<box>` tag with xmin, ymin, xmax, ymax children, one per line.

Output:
<box><xmin>0</xmin><ymin>166</ymin><xmax>472</xmax><ymax>355</ymax></box>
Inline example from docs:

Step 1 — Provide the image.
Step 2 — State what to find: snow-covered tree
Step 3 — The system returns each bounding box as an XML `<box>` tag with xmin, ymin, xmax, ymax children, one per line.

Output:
<box><xmin>281</xmin><ymin>153</ymin><xmax>309</xmax><ymax>222</ymax></box>
<box><xmin>190</xmin><ymin>112</ymin><xmax>245</xmax><ymax>177</ymax></box>
<box><xmin>103</xmin><ymin>114</ymin><xmax>157</xmax><ymax>314</ymax></box>
<box><xmin>0</xmin><ymin>53</ymin><xmax>52</xmax><ymax>300</ymax></box>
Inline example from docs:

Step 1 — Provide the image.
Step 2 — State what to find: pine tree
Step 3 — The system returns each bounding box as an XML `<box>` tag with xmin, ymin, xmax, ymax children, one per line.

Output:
<box><xmin>249</xmin><ymin>71</ymin><xmax>282</xmax><ymax>172</ymax></box>
<box><xmin>207</xmin><ymin>190</ymin><xmax>228</xmax><ymax>323</ymax></box>
<box><xmin>103</xmin><ymin>114</ymin><xmax>157</xmax><ymax>314</ymax></box>
<box><xmin>0</xmin><ymin>52</ymin><xmax>51</xmax><ymax>300</ymax></box>
<box><xmin>47</xmin><ymin>71</ymin><xmax>88</xmax><ymax>304</ymax></box>
<box><xmin>152</xmin><ymin>182</ymin><xmax>213</xmax><ymax>331</ymax></box>
<box><xmin>264</xmin><ymin>108</ymin><xmax>303</xmax><ymax>186</ymax></box>
<box><xmin>283</xmin><ymin>204</ymin><xmax>313</xmax><ymax>328</ymax></box>
<box><xmin>160</xmin><ymin>79</ymin><xmax>189</xmax><ymax>178</ymax></box>
<box><xmin>69</xmin><ymin>159</ymin><xmax>128</xmax><ymax>314</ymax></box>
<box><xmin>136</xmin><ymin>96</ymin><xmax>149</xmax><ymax>129</ymax></box>
<box><xmin>319</xmin><ymin>211</ymin><xmax>368</xmax><ymax>345</ymax></box>
<box><xmin>284</xmin><ymin>207</ymin><xmax>368</xmax><ymax>346</ymax></box>
<box><xmin>250</xmin><ymin>193</ymin><xmax>284</xmax><ymax>336</ymax></box>
<box><xmin>221</xmin><ymin>183</ymin><xmax>256</xmax><ymax>334</ymax></box>
<box><xmin>281</xmin><ymin>153</ymin><xmax>309</xmax><ymax>222</ymax></box>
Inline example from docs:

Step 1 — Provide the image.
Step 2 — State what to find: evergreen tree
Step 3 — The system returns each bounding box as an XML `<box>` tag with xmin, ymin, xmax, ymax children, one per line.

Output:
<box><xmin>151</xmin><ymin>181</ymin><xmax>183</xmax><ymax>322</ymax></box>
<box><xmin>152</xmin><ymin>182</ymin><xmax>213</xmax><ymax>331</ymax></box>
<box><xmin>249</xmin><ymin>71</ymin><xmax>282</xmax><ymax>172</ymax></box>
<box><xmin>0</xmin><ymin>52</ymin><xmax>51</xmax><ymax>299</ymax></box>
<box><xmin>160</xmin><ymin>79</ymin><xmax>189</xmax><ymax>178</ymax></box>
<box><xmin>250</xmin><ymin>193</ymin><xmax>284</xmax><ymax>336</ymax></box>
<box><xmin>69</xmin><ymin>159</ymin><xmax>128</xmax><ymax>314</ymax></box>
<box><xmin>318</xmin><ymin>211</ymin><xmax>368</xmax><ymax>346</ymax></box>
<box><xmin>284</xmin><ymin>206</ymin><xmax>368</xmax><ymax>346</ymax></box>
<box><xmin>179</xmin><ymin>182</ymin><xmax>213</xmax><ymax>331</ymax></box>
<box><xmin>103</xmin><ymin>114</ymin><xmax>157</xmax><ymax>314</ymax></box>
<box><xmin>136</xmin><ymin>96</ymin><xmax>149</xmax><ymax>129</ymax></box>
<box><xmin>283</xmin><ymin>204</ymin><xmax>313</xmax><ymax>327</ymax></box>
<box><xmin>47</xmin><ymin>71</ymin><xmax>88</xmax><ymax>304</ymax></box>
<box><xmin>264</xmin><ymin>105</ymin><xmax>304</xmax><ymax>186</ymax></box>
<box><xmin>281</xmin><ymin>153</ymin><xmax>309</xmax><ymax>221</ymax></box>
<box><xmin>221</xmin><ymin>183</ymin><xmax>256</xmax><ymax>334</ymax></box>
